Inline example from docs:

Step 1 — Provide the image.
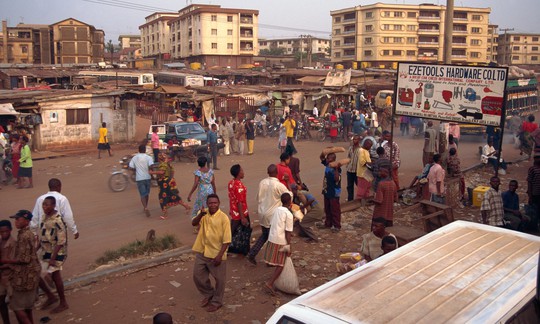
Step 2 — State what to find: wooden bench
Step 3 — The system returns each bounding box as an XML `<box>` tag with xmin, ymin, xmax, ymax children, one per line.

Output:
<box><xmin>392</xmin><ymin>200</ymin><xmax>454</xmax><ymax>246</ymax></box>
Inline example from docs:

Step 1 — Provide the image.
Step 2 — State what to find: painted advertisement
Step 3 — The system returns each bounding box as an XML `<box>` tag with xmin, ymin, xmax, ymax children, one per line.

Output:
<box><xmin>395</xmin><ymin>63</ymin><xmax>509</xmax><ymax>126</ymax></box>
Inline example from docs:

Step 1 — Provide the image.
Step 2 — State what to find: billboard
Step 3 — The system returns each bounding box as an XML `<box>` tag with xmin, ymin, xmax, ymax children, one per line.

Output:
<box><xmin>395</xmin><ymin>63</ymin><xmax>508</xmax><ymax>126</ymax></box>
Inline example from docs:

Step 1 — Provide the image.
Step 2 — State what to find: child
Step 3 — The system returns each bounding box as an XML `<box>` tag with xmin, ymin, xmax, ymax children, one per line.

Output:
<box><xmin>320</xmin><ymin>152</ymin><xmax>342</xmax><ymax>232</ymax></box>
<box><xmin>278</xmin><ymin>118</ymin><xmax>287</xmax><ymax>153</ymax></box>
<box><xmin>0</xmin><ymin>219</ymin><xmax>15</xmax><ymax>323</ymax></box>
<box><xmin>1</xmin><ymin>210</ymin><xmax>41</xmax><ymax>324</ymax></box>
<box><xmin>38</xmin><ymin>196</ymin><xmax>69</xmax><ymax>313</ymax></box>
<box><xmin>187</xmin><ymin>156</ymin><xmax>216</xmax><ymax>220</ymax></box>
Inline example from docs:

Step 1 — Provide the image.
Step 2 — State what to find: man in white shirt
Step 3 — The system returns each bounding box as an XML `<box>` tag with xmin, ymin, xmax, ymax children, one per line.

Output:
<box><xmin>246</xmin><ymin>164</ymin><xmax>290</xmax><ymax>265</ymax></box>
<box><xmin>31</xmin><ymin>178</ymin><xmax>79</xmax><ymax>239</ymax></box>
<box><xmin>312</xmin><ymin>105</ymin><xmax>319</xmax><ymax>118</ymax></box>
<box><xmin>481</xmin><ymin>138</ymin><xmax>508</xmax><ymax>174</ymax></box>
<box><xmin>263</xmin><ymin>192</ymin><xmax>294</xmax><ymax>295</ymax></box>
<box><xmin>129</xmin><ymin>144</ymin><xmax>155</xmax><ymax>217</ymax></box>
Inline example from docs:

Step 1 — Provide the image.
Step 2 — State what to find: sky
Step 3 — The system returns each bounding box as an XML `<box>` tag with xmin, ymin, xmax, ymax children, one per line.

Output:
<box><xmin>1</xmin><ymin>0</ymin><xmax>539</xmax><ymax>43</ymax></box>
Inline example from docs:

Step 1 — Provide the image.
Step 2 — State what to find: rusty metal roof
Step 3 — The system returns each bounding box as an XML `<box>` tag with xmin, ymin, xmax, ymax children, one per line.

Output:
<box><xmin>0</xmin><ymin>68</ymin><xmax>75</xmax><ymax>78</ymax></box>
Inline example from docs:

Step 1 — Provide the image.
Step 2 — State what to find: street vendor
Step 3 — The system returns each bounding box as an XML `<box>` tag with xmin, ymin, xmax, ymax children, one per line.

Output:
<box><xmin>167</xmin><ymin>136</ymin><xmax>180</xmax><ymax>160</ymax></box>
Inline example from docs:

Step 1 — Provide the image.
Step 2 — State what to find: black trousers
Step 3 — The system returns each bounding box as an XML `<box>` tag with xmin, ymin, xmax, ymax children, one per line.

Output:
<box><xmin>346</xmin><ymin>171</ymin><xmax>357</xmax><ymax>201</ymax></box>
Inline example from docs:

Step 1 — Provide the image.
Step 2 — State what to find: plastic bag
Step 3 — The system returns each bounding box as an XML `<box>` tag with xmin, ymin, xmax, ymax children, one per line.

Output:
<box><xmin>228</xmin><ymin>224</ymin><xmax>252</xmax><ymax>255</ymax></box>
<box><xmin>513</xmin><ymin>134</ymin><xmax>521</xmax><ymax>149</ymax></box>
<box><xmin>274</xmin><ymin>257</ymin><xmax>301</xmax><ymax>295</ymax></box>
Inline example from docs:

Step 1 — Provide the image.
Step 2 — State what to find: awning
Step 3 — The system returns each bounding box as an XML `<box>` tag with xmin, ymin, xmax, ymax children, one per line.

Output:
<box><xmin>155</xmin><ymin>85</ymin><xmax>190</xmax><ymax>94</ymax></box>
<box><xmin>0</xmin><ymin>103</ymin><xmax>20</xmax><ymax>115</ymax></box>
<box><xmin>297</xmin><ymin>76</ymin><xmax>325</xmax><ymax>84</ymax></box>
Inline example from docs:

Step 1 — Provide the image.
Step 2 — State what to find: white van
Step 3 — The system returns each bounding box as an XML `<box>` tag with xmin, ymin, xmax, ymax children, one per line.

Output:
<box><xmin>267</xmin><ymin>221</ymin><xmax>540</xmax><ymax>324</ymax></box>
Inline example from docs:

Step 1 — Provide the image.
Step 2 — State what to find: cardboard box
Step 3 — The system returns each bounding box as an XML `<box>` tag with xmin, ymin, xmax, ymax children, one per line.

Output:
<box><xmin>473</xmin><ymin>186</ymin><xmax>490</xmax><ymax>207</ymax></box>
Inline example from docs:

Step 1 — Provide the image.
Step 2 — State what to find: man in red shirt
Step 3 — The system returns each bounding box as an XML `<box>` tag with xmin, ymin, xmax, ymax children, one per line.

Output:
<box><xmin>276</xmin><ymin>152</ymin><xmax>294</xmax><ymax>189</ymax></box>
<box><xmin>228</xmin><ymin>164</ymin><xmax>249</xmax><ymax>236</ymax></box>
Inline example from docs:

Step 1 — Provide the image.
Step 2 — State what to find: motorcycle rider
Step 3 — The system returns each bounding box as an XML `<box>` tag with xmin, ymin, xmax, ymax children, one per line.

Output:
<box><xmin>254</xmin><ymin>109</ymin><xmax>267</xmax><ymax>137</ymax></box>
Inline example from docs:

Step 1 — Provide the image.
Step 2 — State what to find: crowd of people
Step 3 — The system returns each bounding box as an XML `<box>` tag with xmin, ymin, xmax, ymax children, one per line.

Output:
<box><xmin>0</xmin><ymin>126</ymin><xmax>34</xmax><ymax>190</ymax></box>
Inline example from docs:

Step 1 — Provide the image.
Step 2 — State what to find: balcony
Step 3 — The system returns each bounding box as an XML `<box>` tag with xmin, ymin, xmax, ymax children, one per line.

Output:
<box><xmin>240</xmin><ymin>17</ymin><xmax>253</xmax><ymax>24</ymax></box>
<box><xmin>452</xmin><ymin>42</ymin><xmax>467</xmax><ymax>47</ymax></box>
<box><xmin>453</xmin><ymin>29</ymin><xmax>468</xmax><ymax>34</ymax></box>
<box><xmin>417</xmin><ymin>55</ymin><xmax>437</xmax><ymax>61</ymax></box>
<box><xmin>418</xmin><ymin>41</ymin><xmax>439</xmax><ymax>47</ymax></box>
<box><xmin>240</xmin><ymin>33</ymin><xmax>253</xmax><ymax>38</ymax></box>
<box><xmin>342</xmin><ymin>42</ymin><xmax>356</xmax><ymax>47</ymax></box>
<box><xmin>418</xmin><ymin>15</ymin><xmax>440</xmax><ymax>21</ymax></box>
<box><xmin>418</xmin><ymin>28</ymin><xmax>440</xmax><ymax>35</ymax></box>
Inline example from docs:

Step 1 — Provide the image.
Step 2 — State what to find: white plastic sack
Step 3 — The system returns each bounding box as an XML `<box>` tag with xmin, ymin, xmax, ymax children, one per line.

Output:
<box><xmin>274</xmin><ymin>257</ymin><xmax>301</xmax><ymax>295</ymax></box>
<box><xmin>513</xmin><ymin>134</ymin><xmax>521</xmax><ymax>149</ymax></box>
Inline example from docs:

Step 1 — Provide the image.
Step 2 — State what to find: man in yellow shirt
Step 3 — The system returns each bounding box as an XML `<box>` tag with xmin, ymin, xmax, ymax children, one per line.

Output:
<box><xmin>282</xmin><ymin>114</ymin><xmax>297</xmax><ymax>154</ymax></box>
<box><xmin>97</xmin><ymin>122</ymin><xmax>112</xmax><ymax>159</ymax></box>
<box><xmin>192</xmin><ymin>194</ymin><xmax>232</xmax><ymax>312</ymax></box>
<box><xmin>356</xmin><ymin>139</ymin><xmax>373</xmax><ymax>200</ymax></box>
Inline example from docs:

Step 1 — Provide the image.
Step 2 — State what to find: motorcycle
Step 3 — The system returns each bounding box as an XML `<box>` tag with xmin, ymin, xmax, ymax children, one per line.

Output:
<box><xmin>255</xmin><ymin>121</ymin><xmax>268</xmax><ymax>137</ymax></box>
<box><xmin>108</xmin><ymin>154</ymin><xmax>158</xmax><ymax>192</ymax></box>
<box><xmin>1</xmin><ymin>155</ymin><xmax>13</xmax><ymax>184</ymax></box>
<box><xmin>294</xmin><ymin>120</ymin><xmax>311</xmax><ymax>141</ymax></box>
<box><xmin>317</xmin><ymin>119</ymin><xmax>329</xmax><ymax>142</ymax></box>
<box><xmin>266</xmin><ymin>121</ymin><xmax>281</xmax><ymax>137</ymax></box>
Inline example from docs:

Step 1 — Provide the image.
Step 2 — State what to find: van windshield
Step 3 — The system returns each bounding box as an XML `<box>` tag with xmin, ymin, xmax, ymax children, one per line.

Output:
<box><xmin>176</xmin><ymin>123</ymin><xmax>205</xmax><ymax>135</ymax></box>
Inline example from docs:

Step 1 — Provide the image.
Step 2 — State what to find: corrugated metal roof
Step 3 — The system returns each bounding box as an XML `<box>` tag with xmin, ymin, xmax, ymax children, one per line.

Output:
<box><xmin>0</xmin><ymin>68</ymin><xmax>75</xmax><ymax>78</ymax></box>
<box><xmin>296</xmin><ymin>221</ymin><xmax>540</xmax><ymax>323</ymax></box>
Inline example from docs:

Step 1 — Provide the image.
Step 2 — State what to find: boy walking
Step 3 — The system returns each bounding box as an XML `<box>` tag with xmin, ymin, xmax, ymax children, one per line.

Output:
<box><xmin>38</xmin><ymin>196</ymin><xmax>69</xmax><ymax>313</ymax></box>
<box><xmin>320</xmin><ymin>152</ymin><xmax>342</xmax><ymax>232</ymax></box>
<box><xmin>0</xmin><ymin>220</ymin><xmax>15</xmax><ymax>323</ymax></box>
<box><xmin>1</xmin><ymin>210</ymin><xmax>40</xmax><ymax>324</ymax></box>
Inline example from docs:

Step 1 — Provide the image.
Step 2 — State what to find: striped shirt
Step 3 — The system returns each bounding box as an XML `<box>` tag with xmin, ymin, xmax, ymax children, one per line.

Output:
<box><xmin>480</xmin><ymin>188</ymin><xmax>504</xmax><ymax>226</ymax></box>
<box><xmin>346</xmin><ymin>145</ymin><xmax>360</xmax><ymax>173</ymax></box>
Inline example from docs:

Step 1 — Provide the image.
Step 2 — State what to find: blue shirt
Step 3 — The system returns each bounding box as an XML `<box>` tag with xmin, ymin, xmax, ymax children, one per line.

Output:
<box><xmin>501</xmin><ymin>190</ymin><xmax>519</xmax><ymax>211</ymax></box>
<box><xmin>128</xmin><ymin>153</ymin><xmax>154</xmax><ymax>181</ymax></box>
<box><xmin>207</xmin><ymin>130</ymin><xmax>218</xmax><ymax>145</ymax></box>
<box><xmin>322</xmin><ymin>163</ymin><xmax>341</xmax><ymax>199</ymax></box>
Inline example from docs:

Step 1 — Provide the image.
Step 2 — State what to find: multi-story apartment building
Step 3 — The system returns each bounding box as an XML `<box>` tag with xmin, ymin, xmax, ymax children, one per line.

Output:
<box><xmin>330</xmin><ymin>3</ymin><xmax>491</xmax><ymax>68</ymax></box>
<box><xmin>139</xmin><ymin>12</ymin><xmax>179</xmax><ymax>60</ymax></box>
<box><xmin>497</xmin><ymin>33</ymin><xmax>540</xmax><ymax>65</ymax></box>
<box><xmin>50</xmin><ymin>18</ymin><xmax>104</xmax><ymax>64</ymax></box>
<box><xmin>167</xmin><ymin>4</ymin><xmax>258</xmax><ymax>68</ymax></box>
<box><xmin>1</xmin><ymin>19</ymin><xmax>103</xmax><ymax>65</ymax></box>
<box><xmin>118</xmin><ymin>35</ymin><xmax>141</xmax><ymax>49</ymax></box>
<box><xmin>487</xmin><ymin>24</ymin><xmax>498</xmax><ymax>63</ymax></box>
<box><xmin>258</xmin><ymin>36</ymin><xmax>330</xmax><ymax>58</ymax></box>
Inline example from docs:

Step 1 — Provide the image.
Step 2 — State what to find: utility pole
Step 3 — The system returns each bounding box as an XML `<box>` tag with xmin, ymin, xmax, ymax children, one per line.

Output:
<box><xmin>299</xmin><ymin>35</ymin><xmax>304</xmax><ymax>68</ymax></box>
<box><xmin>500</xmin><ymin>28</ymin><xmax>515</xmax><ymax>65</ymax></box>
<box><xmin>443</xmin><ymin>0</ymin><xmax>454</xmax><ymax>64</ymax></box>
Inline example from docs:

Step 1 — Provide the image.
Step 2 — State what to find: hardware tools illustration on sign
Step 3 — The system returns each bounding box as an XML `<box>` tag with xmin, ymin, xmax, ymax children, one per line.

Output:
<box><xmin>395</xmin><ymin>63</ymin><xmax>509</xmax><ymax>127</ymax></box>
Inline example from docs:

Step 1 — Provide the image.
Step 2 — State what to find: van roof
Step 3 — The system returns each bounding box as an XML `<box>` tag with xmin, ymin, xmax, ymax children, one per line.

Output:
<box><xmin>278</xmin><ymin>221</ymin><xmax>540</xmax><ymax>323</ymax></box>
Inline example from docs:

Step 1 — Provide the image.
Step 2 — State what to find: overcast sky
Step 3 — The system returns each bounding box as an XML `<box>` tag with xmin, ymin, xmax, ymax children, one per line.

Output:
<box><xmin>1</xmin><ymin>0</ymin><xmax>538</xmax><ymax>42</ymax></box>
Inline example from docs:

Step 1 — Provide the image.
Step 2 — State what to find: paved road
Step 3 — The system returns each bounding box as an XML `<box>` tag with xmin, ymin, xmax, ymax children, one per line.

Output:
<box><xmin>0</xmin><ymin>130</ymin><xmax>522</xmax><ymax>280</ymax></box>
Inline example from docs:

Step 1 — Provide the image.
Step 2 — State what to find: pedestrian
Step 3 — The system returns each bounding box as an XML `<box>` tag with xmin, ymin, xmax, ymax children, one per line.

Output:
<box><xmin>329</xmin><ymin>110</ymin><xmax>339</xmax><ymax>143</ymax></box>
<box><xmin>527</xmin><ymin>153</ymin><xmax>540</xmax><ymax>231</ymax></box>
<box><xmin>246</xmin><ymin>119</ymin><xmax>255</xmax><ymax>155</ymax></box>
<box><xmin>400</xmin><ymin>116</ymin><xmax>410</xmax><ymax>136</ymax></box>
<box><xmin>282</xmin><ymin>114</ymin><xmax>297</xmax><ymax>154</ymax></box>
<box><xmin>150</xmin><ymin>126</ymin><xmax>160</xmax><ymax>163</ymax></box>
<box><xmin>371</xmin><ymin>147</ymin><xmax>391</xmax><ymax>192</ymax></box>
<box><xmin>0</xmin><ymin>134</ymin><xmax>7</xmax><ymax>185</ymax></box>
<box><xmin>228</xmin><ymin>164</ymin><xmax>250</xmax><ymax>237</ymax></box>
<box><xmin>227</xmin><ymin>117</ymin><xmax>237</xmax><ymax>154</ymax></box>
<box><xmin>481</xmin><ymin>177</ymin><xmax>505</xmax><ymax>227</ymax></box>
<box><xmin>346</xmin><ymin>135</ymin><xmax>361</xmax><ymax>201</ymax></box>
<box><xmin>1</xmin><ymin>210</ymin><xmax>40</xmax><ymax>324</ymax></box>
<box><xmin>235</xmin><ymin>119</ymin><xmax>246</xmax><ymax>155</ymax></box>
<box><xmin>448</xmin><ymin>134</ymin><xmax>458</xmax><ymax>153</ymax></box>
<box><xmin>97</xmin><ymin>122</ymin><xmax>113</xmax><ymax>159</ymax></box>
<box><xmin>153</xmin><ymin>312</ymin><xmax>173</xmax><ymax>324</ymax></box>
<box><xmin>320</xmin><ymin>152</ymin><xmax>342</xmax><ymax>232</ymax></box>
<box><xmin>356</xmin><ymin>138</ymin><xmax>373</xmax><ymax>201</ymax></box>
<box><xmin>291</xmin><ymin>184</ymin><xmax>321</xmax><ymax>242</ymax></box>
<box><xmin>188</xmin><ymin>156</ymin><xmax>216</xmax><ymax>220</ymax></box>
<box><xmin>263</xmin><ymin>192</ymin><xmax>294</xmax><ymax>296</ymax></box>
<box><xmin>342</xmin><ymin>108</ymin><xmax>352</xmax><ymax>140</ymax></box>
<box><xmin>0</xmin><ymin>219</ymin><xmax>15</xmax><ymax>323</ymax></box>
<box><xmin>277</xmin><ymin>152</ymin><xmax>294</xmax><ymax>188</ymax></box>
<box><xmin>150</xmin><ymin>153</ymin><xmax>191</xmax><ymax>220</ymax></box>
<box><xmin>17</xmin><ymin>135</ymin><xmax>33</xmax><ymax>189</ymax></box>
<box><xmin>446</xmin><ymin>148</ymin><xmax>465</xmax><ymax>201</ymax></box>
<box><xmin>448</xmin><ymin>122</ymin><xmax>460</xmax><ymax>146</ymax></box>
<box><xmin>192</xmin><ymin>194</ymin><xmax>231</xmax><ymax>313</ymax></box>
<box><xmin>519</xmin><ymin>114</ymin><xmax>538</xmax><ymax>159</ymax></box>
<box><xmin>360</xmin><ymin>217</ymin><xmax>398</xmax><ymax>262</ymax></box>
<box><xmin>312</xmin><ymin>104</ymin><xmax>318</xmax><ymax>118</ymax></box>
<box><xmin>502</xmin><ymin>180</ymin><xmax>528</xmax><ymax>231</ymax></box>
<box><xmin>128</xmin><ymin>144</ymin><xmax>155</xmax><ymax>217</ymax></box>
<box><xmin>36</xmin><ymin>196</ymin><xmax>69</xmax><ymax>313</ymax></box>
<box><xmin>381</xmin><ymin>235</ymin><xmax>397</xmax><ymax>256</ymax></box>
<box><xmin>219</xmin><ymin>119</ymin><xmax>230</xmax><ymax>156</ymax></box>
<box><xmin>427</xmin><ymin>153</ymin><xmax>446</xmax><ymax>204</ymax></box>
<box><xmin>372</xmin><ymin>167</ymin><xmax>398</xmax><ymax>227</ymax></box>
<box><xmin>286</xmin><ymin>146</ymin><xmax>302</xmax><ymax>187</ymax></box>
<box><xmin>207</xmin><ymin>123</ymin><xmax>219</xmax><ymax>170</ymax></box>
<box><xmin>481</xmin><ymin>137</ymin><xmax>508</xmax><ymax>174</ymax></box>
<box><xmin>247</xmin><ymin>164</ymin><xmax>290</xmax><ymax>265</ymax></box>
<box><xmin>10</xmin><ymin>134</ymin><xmax>21</xmax><ymax>186</ymax></box>
<box><xmin>423</xmin><ymin>121</ymin><xmax>438</xmax><ymax>166</ymax></box>
<box><xmin>382</xmin><ymin>130</ymin><xmax>401</xmax><ymax>189</ymax></box>
<box><xmin>32</xmin><ymin>178</ymin><xmax>80</xmax><ymax>239</ymax></box>
<box><xmin>278</xmin><ymin>118</ymin><xmax>287</xmax><ymax>153</ymax></box>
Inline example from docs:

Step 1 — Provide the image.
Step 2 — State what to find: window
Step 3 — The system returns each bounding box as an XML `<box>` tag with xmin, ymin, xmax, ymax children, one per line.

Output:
<box><xmin>407</xmin><ymin>12</ymin><xmax>416</xmax><ymax>18</ymax></box>
<box><xmin>211</xmin><ymin>43</ymin><xmax>217</xmax><ymax>49</ymax></box>
<box><xmin>394</xmin><ymin>11</ymin><xmax>403</xmax><ymax>17</ymax></box>
<box><xmin>211</xmin><ymin>29</ymin><xmax>217</xmax><ymax>35</ymax></box>
<box><xmin>334</xmin><ymin>52</ymin><xmax>341</xmax><ymax>58</ymax></box>
<box><xmin>533</xmin><ymin>37</ymin><xmax>539</xmax><ymax>42</ymax></box>
<box><xmin>364</xmin><ymin>37</ymin><xmax>372</xmax><ymax>44</ymax></box>
<box><xmin>364</xmin><ymin>50</ymin><xmax>372</xmax><ymax>56</ymax></box>
<box><xmin>287</xmin><ymin>41</ymin><xmax>291</xmax><ymax>44</ymax></box>
<box><xmin>227</xmin><ymin>29</ymin><xmax>233</xmax><ymax>36</ymax></box>
<box><xmin>393</xmin><ymin>50</ymin><xmax>402</xmax><ymax>56</ymax></box>
<box><xmin>382</xmin><ymin>24</ymin><xmax>390</xmax><ymax>30</ymax></box>
<box><xmin>383</xmin><ymin>11</ymin><xmax>390</xmax><ymax>17</ymax></box>
<box><xmin>66</xmin><ymin>109</ymin><xmax>89</xmax><ymax>125</ymax></box>
<box><xmin>407</xmin><ymin>25</ymin><xmax>416</xmax><ymax>31</ymax></box>
<box><xmin>394</xmin><ymin>25</ymin><xmax>403</xmax><ymax>31</ymax></box>
<box><xmin>532</xmin><ymin>56</ymin><xmax>538</xmax><ymax>61</ymax></box>
<box><xmin>514</xmin><ymin>36</ymin><xmax>520</xmax><ymax>41</ymax></box>
<box><xmin>20</xmin><ymin>45</ymin><xmax>28</xmax><ymax>53</ymax></box>
<box><xmin>365</xmin><ymin>25</ymin><xmax>373</xmax><ymax>32</ymax></box>
<box><xmin>406</xmin><ymin>50</ymin><xmax>416</xmax><ymax>56</ymax></box>
<box><xmin>334</xmin><ymin>17</ymin><xmax>341</xmax><ymax>23</ymax></box>
<box><xmin>472</xmin><ymin>14</ymin><xmax>482</xmax><ymax>21</ymax></box>
<box><xmin>532</xmin><ymin>46</ymin><xmax>539</xmax><ymax>51</ymax></box>
<box><xmin>407</xmin><ymin>37</ymin><xmax>416</xmax><ymax>44</ymax></box>
<box><xmin>227</xmin><ymin>16</ymin><xmax>233</xmax><ymax>22</ymax></box>
<box><xmin>227</xmin><ymin>43</ymin><xmax>233</xmax><ymax>49</ymax></box>
<box><xmin>334</xmin><ymin>40</ymin><xmax>340</xmax><ymax>46</ymax></box>
<box><xmin>365</xmin><ymin>12</ymin><xmax>373</xmax><ymax>18</ymax></box>
<box><xmin>382</xmin><ymin>37</ymin><xmax>390</xmax><ymax>43</ymax></box>
<box><xmin>382</xmin><ymin>50</ymin><xmax>390</xmax><ymax>56</ymax></box>
<box><xmin>471</xmin><ymin>52</ymin><xmax>480</xmax><ymax>58</ymax></box>
<box><xmin>394</xmin><ymin>37</ymin><xmax>402</xmax><ymax>43</ymax></box>
<box><xmin>513</xmin><ymin>46</ymin><xmax>520</xmax><ymax>51</ymax></box>
<box><xmin>334</xmin><ymin>29</ymin><xmax>341</xmax><ymax>35</ymax></box>
<box><xmin>512</xmin><ymin>56</ymin><xmax>519</xmax><ymax>60</ymax></box>
<box><xmin>471</xmin><ymin>39</ymin><xmax>480</xmax><ymax>45</ymax></box>
<box><xmin>471</xmin><ymin>27</ymin><xmax>480</xmax><ymax>33</ymax></box>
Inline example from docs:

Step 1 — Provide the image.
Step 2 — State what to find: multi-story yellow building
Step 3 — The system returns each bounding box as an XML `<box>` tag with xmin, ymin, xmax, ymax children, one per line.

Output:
<box><xmin>497</xmin><ymin>33</ymin><xmax>540</xmax><ymax>65</ymax></box>
<box><xmin>168</xmin><ymin>4</ymin><xmax>258</xmax><ymax>68</ymax></box>
<box><xmin>139</xmin><ymin>12</ymin><xmax>179</xmax><ymax>60</ymax></box>
<box><xmin>50</xmin><ymin>18</ymin><xmax>104</xmax><ymax>65</ymax></box>
<box><xmin>258</xmin><ymin>36</ymin><xmax>330</xmax><ymax>58</ymax></box>
<box><xmin>331</xmin><ymin>3</ymin><xmax>491</xmax><ymax>68</ymax></box>
<box><xmin>487</xmin><ymin>24</ymin><xmax>498</xmax><ymax>63</ymax></box>
<box><xmin>118</xmin><ymin>35</ymin><xmax>141</xmax><ymax>49</ymax></box>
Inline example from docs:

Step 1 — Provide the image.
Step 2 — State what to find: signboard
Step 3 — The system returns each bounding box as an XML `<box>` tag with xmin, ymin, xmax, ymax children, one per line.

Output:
<box><xmin>395</xmin><ymin>63</ymin><xmax>508</xmax><ymax>126</ymax></box>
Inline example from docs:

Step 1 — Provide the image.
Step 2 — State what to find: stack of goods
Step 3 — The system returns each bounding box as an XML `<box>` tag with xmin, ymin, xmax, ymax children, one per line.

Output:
<box><xmin>182</xmin><ymin>138</ymin><xmax>201</xmax><ymax>147</ymax></box>
<box><xmin>335</xmin><ymin>252</ymin><xmax>367</xmax><ymax>274</ymax></box>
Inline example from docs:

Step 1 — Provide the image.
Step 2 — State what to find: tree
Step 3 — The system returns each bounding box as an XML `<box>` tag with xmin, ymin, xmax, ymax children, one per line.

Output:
<box><xmin>106</xmin><ymin>39</ymin><xmax>115</xmax><ymax>63</ymax></box>
<box><xmin>259</xmin><ymin>48</ymin><xmax>286</xmax><ymax>56</ymax></box>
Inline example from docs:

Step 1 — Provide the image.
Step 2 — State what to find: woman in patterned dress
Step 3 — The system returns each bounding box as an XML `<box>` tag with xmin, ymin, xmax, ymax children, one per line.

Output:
<box><xmin>188</xmin><ymin>156</ymin><xmax>216</xmax><ymax>218</ymax></box>
<box><xmin>151</xmin><ymin>153</ymin><xmax>191</xmax><ymax>219</ymax></box>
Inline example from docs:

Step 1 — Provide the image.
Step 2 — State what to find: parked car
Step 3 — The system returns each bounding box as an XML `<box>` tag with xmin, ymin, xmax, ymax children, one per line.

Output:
<box><xmin>147</xmin><ymin>122</ymin><xmax>224</xmax><ymax>148</ymax></box>
<box><xmin>375</xmin><ymin>90</ymin><xmax>394</xmax><ymax>108</ymax></box>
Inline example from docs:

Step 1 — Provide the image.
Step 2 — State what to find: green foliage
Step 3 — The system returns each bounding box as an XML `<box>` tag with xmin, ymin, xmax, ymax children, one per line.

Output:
<box><xmin>260</xmin><ymin>48</ymin><xmax>286</xmax><ymax>56</ymax></box>
<box><xmin>94</xmin><ymin>234</ymin><xmax>180</xmax><ymax>267</ymax></box>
